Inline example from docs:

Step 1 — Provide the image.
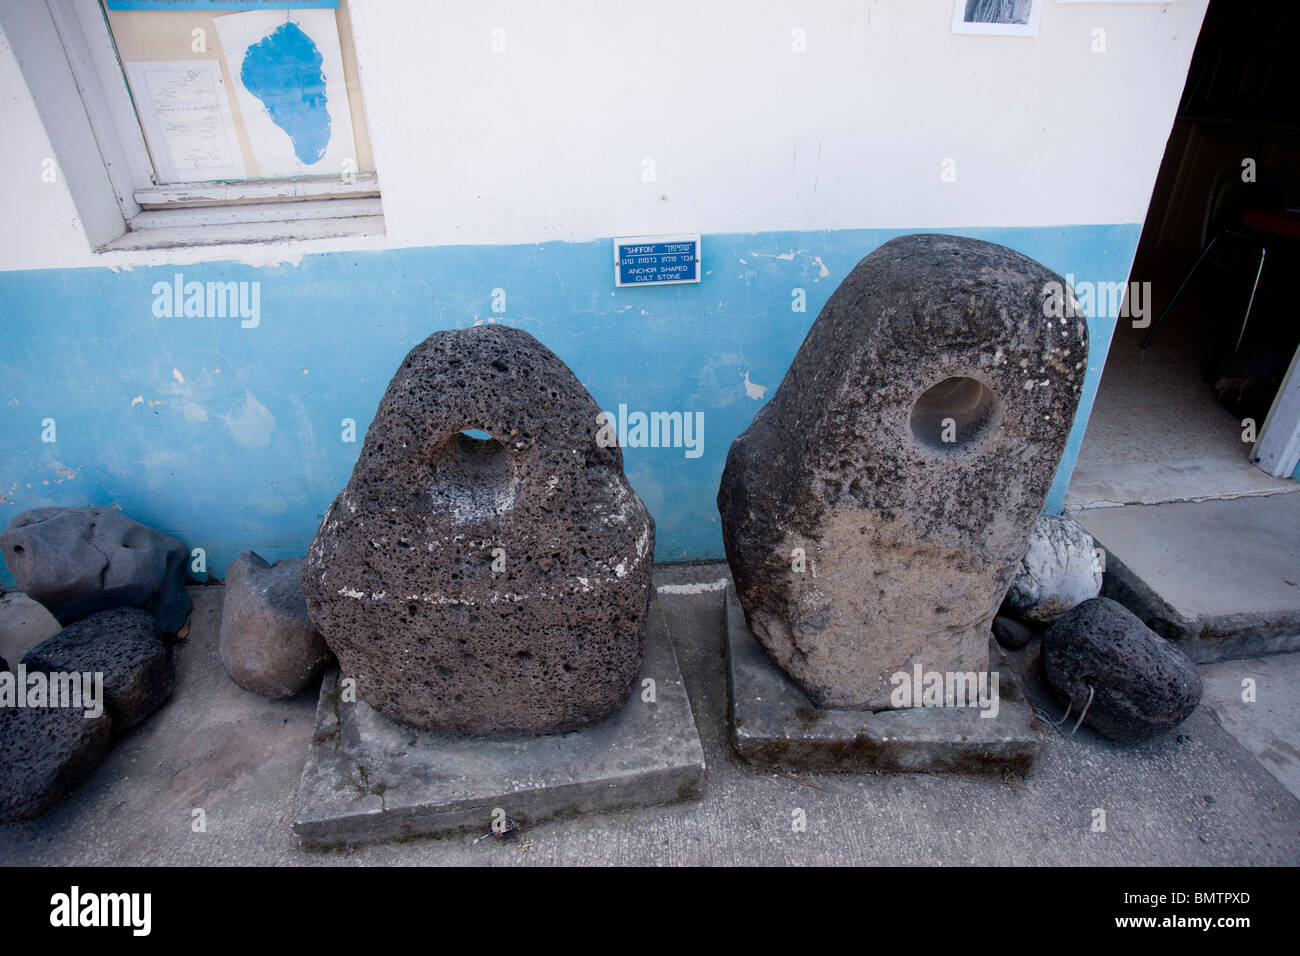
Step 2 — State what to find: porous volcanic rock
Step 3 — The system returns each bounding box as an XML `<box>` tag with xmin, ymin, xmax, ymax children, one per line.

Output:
<box><xmin>1</xmin><ymin>507</ymin><xmax>191</xmax><ymax>632</ymax></box>
<box><xmin>302</xmin><ymin>325</ymin><xmax>654</xmax><ymax>735</ymax></box>
<box><xmin>1042</xmin><ymin>597</ymin><xmax>1202</xmax><ymax>744</ymax></box>
<box><xmin>0</xmin><ymin>702</ymin><xmax>112</xmax><ymax>823</ymax></box>
<box><xmin>220</xmin><ymin>551</ymin><xmax>332</xmax><ymax>698</ymax></box>
<box><xmin>1004</xmin><ymin>512</ymin><xmax>1102</xmax><ymax>624</ymax></box>
<box><xmin>718</xmin><ymin>234</ymin><xmax>1087</xmax><ymax>709</ymax></box>
<box><xmin>22</xmin><ymin>607</ymin><xmax>173</xmax><ymax>734</ymax></box>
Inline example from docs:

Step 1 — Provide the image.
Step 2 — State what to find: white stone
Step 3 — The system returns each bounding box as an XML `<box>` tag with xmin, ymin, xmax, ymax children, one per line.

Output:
<box><xmin>1005</xmin><ymin>513</ymin><xmax>1102</xmax><ymax>624</ymax></box>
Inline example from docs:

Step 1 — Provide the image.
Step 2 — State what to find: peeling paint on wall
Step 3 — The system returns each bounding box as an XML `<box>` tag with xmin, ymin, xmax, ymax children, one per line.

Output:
<box><xmin>0</xmin><ymin>224</ymin><xmax>1138</xmax><ymax>581</ymax></box>
<box><xmin>224</xmin><ymin>390</ymin><xmax>276</xmax><ymax>448</ymax></box>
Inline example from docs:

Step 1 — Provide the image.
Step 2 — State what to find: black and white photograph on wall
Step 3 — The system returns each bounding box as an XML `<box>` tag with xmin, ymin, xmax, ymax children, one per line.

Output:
<box><xmin>953</xmin><ymin>0</ymin><xmax>1043</xmax><ymax>35</ymax></box>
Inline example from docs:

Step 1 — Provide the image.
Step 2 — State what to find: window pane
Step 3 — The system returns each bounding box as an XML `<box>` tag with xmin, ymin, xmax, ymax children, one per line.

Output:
<box><xmin>103</xmin><ymin>1</ymin><xmax>374</xmax><ymax>185</ymax></box>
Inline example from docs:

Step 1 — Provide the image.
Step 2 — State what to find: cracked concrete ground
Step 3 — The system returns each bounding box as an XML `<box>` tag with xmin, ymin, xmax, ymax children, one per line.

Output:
<box><xmin>1</xmin><ymin>563</ymin><xmax>1297</xmax><ymax>865</ymax></box>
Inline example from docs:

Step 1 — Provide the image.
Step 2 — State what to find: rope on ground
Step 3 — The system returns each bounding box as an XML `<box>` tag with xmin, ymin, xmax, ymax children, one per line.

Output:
<box><xmin>1070</xmin><ymin>685</ymin><xmax>1096</xmax><ymax>736</ymax></box>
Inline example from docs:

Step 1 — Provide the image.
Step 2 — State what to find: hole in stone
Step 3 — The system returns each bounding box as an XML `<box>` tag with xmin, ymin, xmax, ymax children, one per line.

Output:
<box><xmin>426</xmin><ymin>430</ymin><xmax>519</xmax><ymax>521</ymax></box>
<box><xmin>11</xmin><ymin>545</ymin><xmax>22</xmax><ymax>554</ymax></box>
<box><xmin>909</xmin><ymin>376</ymin><xmax>998</xmax><ymax>453</ymax></box>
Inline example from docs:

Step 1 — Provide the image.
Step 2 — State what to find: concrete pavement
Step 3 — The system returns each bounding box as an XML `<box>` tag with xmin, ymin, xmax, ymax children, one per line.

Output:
<box><xmin>1</xmin><ymin>564</ymin><xmax>1296</xmax><ymax>865</ymax></box>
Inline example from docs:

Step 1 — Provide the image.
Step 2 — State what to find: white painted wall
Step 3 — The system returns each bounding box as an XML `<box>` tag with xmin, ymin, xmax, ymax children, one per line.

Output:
<box><xmin>0</xmin><ymin>0</ymin><xmax>1207</xmax><ymax>271</ymax></box>
<box><xmin>0</xmin><ymin>26</ymin><xmax>99</xmax><ymax>268</ymax></box>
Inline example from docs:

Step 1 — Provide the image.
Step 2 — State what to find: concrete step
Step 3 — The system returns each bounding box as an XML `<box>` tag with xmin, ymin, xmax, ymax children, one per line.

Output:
<box><xmin>1075</xmin><ymin>493</ymin><xmax>1300</xmax><ymax>662</ymax></box>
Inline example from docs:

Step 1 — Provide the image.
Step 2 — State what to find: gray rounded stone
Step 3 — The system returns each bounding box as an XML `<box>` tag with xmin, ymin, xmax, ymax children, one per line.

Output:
<box><xmin>1004</xmin><ymin>512</ymin><xmax>1102</xmax><ymax>623</ymax></box>
<box><xmin>22</xmin><ymin>607</ymin><xmax>173</xmax><ymax>734</ymax></box>
<box><xmin>1042</xmin><ymin>597</ymin><xmax>1202</xmax><ymax>744</ymax></box>
<box><xmin>302</xmin><ymin>325</ymin><xmax>654</xmax><ymax>735</ymax></box>
<box><xmin>0</xmin><ymin>590</ymin><xmax>62</xmax><ymax>666</ymax></box>
<box><xmin>220</xmin><ymin>551</ymin><xmax>332</xmax><ymax>698</ymax></box>
<box><xmin>992</xmin><ymin>615</ymin><xmax>1035</xmax><ymax>650</ymax></box>
<box><xmin>0</xmin><ymin>702</ymin><xmax>112</xmax><ymax>823</ymax></box>
<box><xmin>1</xmin><ymin>507</ymin><xmax>192</xmax><ymax>632</ymax></box>
<box><xmin>718</xmin><ymin>234</ymin><xmax>1087</xmax><ymax>709</ymax></box>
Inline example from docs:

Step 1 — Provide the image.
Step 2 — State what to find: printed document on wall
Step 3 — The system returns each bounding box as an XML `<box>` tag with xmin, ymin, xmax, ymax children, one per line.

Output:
<box><xmin>124</xmin><ymin>60</ymin><xmax>247</xmax><ymax>184</ymax></box>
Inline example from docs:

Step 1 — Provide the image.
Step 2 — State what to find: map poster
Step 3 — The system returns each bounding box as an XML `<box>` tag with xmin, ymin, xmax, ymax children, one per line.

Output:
<box><xmin>213</xmin><ymin>9</ymin><xmax>356</xmax><ymax>179</ymax></box>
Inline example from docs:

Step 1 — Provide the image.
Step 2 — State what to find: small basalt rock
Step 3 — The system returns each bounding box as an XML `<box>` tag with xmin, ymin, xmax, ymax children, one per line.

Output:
<box><xmin>0</xmin><ymin>703</ymin><xmax>112</xmax><ymax>823</ymax></box>
<box><xmin>220</xmin><ymin>551</ymin><xmax>332</xmax><ymax>698</ymax></box>
<box><xmin>22</xmin><ymin>607</ymin><xmax>173</xmax><ymax>734</ymax></box>
<box><xmin>1</xmin><ymin>507</ymin><xmax>191</xmax><ymax>632</ymax></box>
<box><xmin>1042</xmin><ymin>597</ymin><xmax>1202</xmax><ymax>743</ymax></box>
<box><xmin>303</xmin><ymin>325</ymin><xmax>654</xmax><ymax>735</ymax></box>
<box><xmin>0</xmin><ymin>590</ymin><xmax>62</xmax><ymax>666</ymax></box>
<box><xmin>992</xmin><ymin>615</ymin><xmax>1035</xmax><ymax>650</ymax></box>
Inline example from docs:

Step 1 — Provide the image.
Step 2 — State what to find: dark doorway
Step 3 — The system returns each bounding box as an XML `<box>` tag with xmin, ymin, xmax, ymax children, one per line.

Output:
<box><xmin>1067</xmin><ymin>0</ymin><xmax>1300</xmax><ymax>508</ymax></box>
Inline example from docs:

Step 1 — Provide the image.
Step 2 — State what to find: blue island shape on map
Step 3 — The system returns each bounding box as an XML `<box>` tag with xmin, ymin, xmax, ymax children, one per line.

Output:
<box><xmin>239</xmin><ymin>20</ymin><xmax>331</xmax><ymax>165</ymax></box>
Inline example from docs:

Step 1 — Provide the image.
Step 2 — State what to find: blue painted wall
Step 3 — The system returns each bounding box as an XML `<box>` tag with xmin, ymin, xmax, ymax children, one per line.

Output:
<box><xmin>0</xmin><ymin>224</ymin><xmax>1140</xmax><ymax>583</ymax></box>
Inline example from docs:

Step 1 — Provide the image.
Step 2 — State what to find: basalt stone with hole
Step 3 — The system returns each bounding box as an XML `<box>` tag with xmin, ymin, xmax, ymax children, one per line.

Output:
<box><xmin>302</xmin><ymin>325</ymin><xmax>654</xmax><ymax>735</ymax></box>
<box><xmin>718</xmin><ymin>234</ymin><xmax>1087</xmax><ymax>709</ymax></box>
<box><xmin>22</xmin><ymin>607</ymin><xmax>173</xmax><ymax>734</ymax></box>
<box><xmin>0</xmin><ymin>702</ymin><xmax>112</xmax><ymax>823</ymax></box>
<box><xmin>1042</xmin><ymin>597</ymin><xmax>1202</xmax><ymax>744</ymax></box>
<box><xmin>220</xmin><ymin>551</ymin><xmax>332</xmax><ymax>698</ymax></box>
<box><xmin>1</xmin><ymin>507</ymin><xmax>191</xmax><ymax>633</ymax></box>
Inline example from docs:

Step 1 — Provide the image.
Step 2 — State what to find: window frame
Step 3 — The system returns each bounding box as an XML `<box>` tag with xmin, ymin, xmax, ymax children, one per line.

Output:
<box><xmin>37</xmin><ymin>0</ymin><xmax>383</xmax><ymax>252</ymax></box>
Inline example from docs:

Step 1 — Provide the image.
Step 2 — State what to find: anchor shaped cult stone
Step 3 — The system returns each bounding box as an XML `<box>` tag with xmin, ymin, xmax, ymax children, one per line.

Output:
<box><xmin>718</xmin><ymin>234</ymin><xmax>1087</xmax><ymax>709</ymax></box>
<box><xmin>302</xmin><ymin>325</ymin><xmax>654</xmax><ymax>734</ymax></box>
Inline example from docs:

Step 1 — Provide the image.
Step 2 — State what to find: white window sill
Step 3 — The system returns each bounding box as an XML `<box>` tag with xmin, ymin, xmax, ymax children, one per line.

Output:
<box><xmin>133</xmin><ymin>173</ymin><xmax>380</xmax><ymax>209</ymax></box>
<box><xmin>98</xmin><ymin>196</ymin><xmax>385</xmax><ymax>252</ymax></box>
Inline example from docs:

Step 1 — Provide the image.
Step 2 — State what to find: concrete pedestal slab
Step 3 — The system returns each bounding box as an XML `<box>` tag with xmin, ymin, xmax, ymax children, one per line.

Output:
<box><xmin>293</xmin><ymin>597</ymin><xmax>706</xmax><ymax>847</ymax></box>
<box><xmin>725</xmin><ymin>590</ymin><xmax>1045</xmax><ymax>773</ymax></box>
